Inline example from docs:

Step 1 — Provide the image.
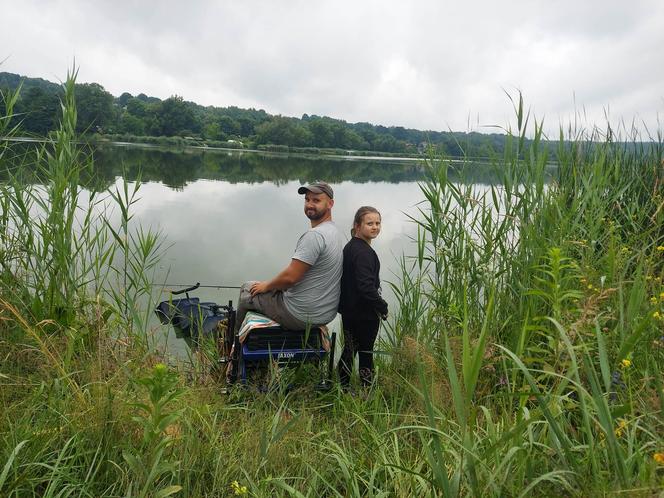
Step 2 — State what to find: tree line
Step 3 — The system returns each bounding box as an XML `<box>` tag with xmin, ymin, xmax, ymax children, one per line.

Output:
<box><xmin>0</xmin><ymin>71</ymin><xmax>508</xmax><ymax>156</ymax></box>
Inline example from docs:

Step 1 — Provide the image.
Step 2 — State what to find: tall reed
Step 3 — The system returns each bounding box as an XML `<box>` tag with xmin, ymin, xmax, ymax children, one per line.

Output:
<box><xmin>389</xmin><ymin>95</ymin><xmax>664</xmax><ymax>495</ymax></box>
<box><xmin>0</xmin><ymin>68</ymin><xmax>163</xmax><ymax>342</ymax></box>
<box><xmin>0</xmin><ymin>68</ymin><xmax>171</xmax><ymax>497</ymax></box>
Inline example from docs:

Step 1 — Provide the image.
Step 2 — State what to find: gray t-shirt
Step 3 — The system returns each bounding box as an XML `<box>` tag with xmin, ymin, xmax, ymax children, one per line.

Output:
<box><xmin>283</xmin><ymin>221</ymin><xmax>343</xmax><ymax>325</ymax></box>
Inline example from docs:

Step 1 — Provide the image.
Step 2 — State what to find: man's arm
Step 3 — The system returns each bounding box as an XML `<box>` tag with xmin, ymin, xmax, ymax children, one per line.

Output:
<box><xmin>249</xmin><ymin>259</ymin><xmax>311</xmax><ymax>296</ymax></box>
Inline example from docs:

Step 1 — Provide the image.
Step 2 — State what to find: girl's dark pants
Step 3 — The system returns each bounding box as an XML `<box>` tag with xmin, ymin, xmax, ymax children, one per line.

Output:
<box><xmin>338</xmin><ymin>314</ymin><xmax>380</xmax><ymax>387</ymax></box>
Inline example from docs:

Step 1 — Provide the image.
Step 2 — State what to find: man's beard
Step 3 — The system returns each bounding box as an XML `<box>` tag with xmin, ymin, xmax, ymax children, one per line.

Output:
<box><xmin>305</xmin><ymin>208</ymin><xmax>325</xmax><ymax>220</ymax></box>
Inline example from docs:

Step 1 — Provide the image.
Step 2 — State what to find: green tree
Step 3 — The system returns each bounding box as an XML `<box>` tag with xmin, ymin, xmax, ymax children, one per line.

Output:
<box><xmin>373</xmin><ymin>134</ymin><xmax>404</xmax><ymax>153</ymax></box>
<box><xmin>74</xmin><ymin>82</ymin><xmax>116</xmax><ymax>133</ymax></box>
<box><xmin>218</xmin><ymin>115</ymin><xmax>241</xmax><ymax>136</ymax></box>
<box><xmin>344</xmin><ymin>128</ymin><xmax>368</xmax><ymax>150</ymax></box>
<box><xmin>255</xmin><ymin>117</ymin><xmax>312</xmax><ymax>147</ymax></box>
<box><xmin>156</xmin><ymin>96</ymin><xmax>198</xmax><ymax>136</ymax></box>
<box><xmin>119</xmin><ymin>113</ymin><xmax>146</xmax><ymax>136</ymax></box>
<box><xmin>307</xmin><ymin>118</ymin><xmax>334</xmax><ymax>147</ymax></box>
<box><xmin>117</xmin><ymin>92</ymin><xmax>133</xmax><ymax>107</ymax></box>
<box><xmin>355</xmin><ymin>126</ymin><xmax>379</xmax><ymax>149</ymax></box>
<box><xmin>126</xmin><ymin>97</ymin><xmax>148</xmax><ymax>118</ymax></box>
<box><xmin>15</xmin><ymin>86</ymin><xmax>60</xmax><ymax>135</ymax></box>
<box><xmin>203</xmin><ymin>122</ymin><xmax>223</xmax><ymax>140</ymax></box>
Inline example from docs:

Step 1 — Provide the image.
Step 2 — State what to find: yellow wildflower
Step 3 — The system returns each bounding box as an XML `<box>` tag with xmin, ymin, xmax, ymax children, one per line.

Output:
<box><xmin>651</xmin><ymin>296</ymin><xmax>659</xmax><ymax>305</ymax></box>
<box><xmin>615</xmin><ymin>419</ymin><xmax>627</xmax><ymax>437</ymax></box>
<box><xmin>660</xmin><ymin>292</ymin><xmax>664</xmax><ymax>301</ymax></box>
<box><xmin>621</xmin><ymin>359</ymin><xmax>632</xmax><ymax>368</ymax></box>
<box><xmin>620</xmin><ymin>246</ymin><xmax>629</xmax><ymax>253</ymax></box>
<box><xmin>657</xmin><ymin>246</ymin><xmax>664</xmax><ymax>252</ymax></box>
<box><xmin>654</xmin><ymin>453</ymin><xmax>664</xmax><ymax>465</ymax></box>
<box><xmin>231</xmin><ymin>481</ymin><xmax>248</xmax><ymax>496</ymax></box>
<box><xmin>654</xmin><ymin>311</ymin><xmax>662</xmax><ymax>320</ymax></box>
<box><xmin>587</xmin><ymin>284</ymin><xmax>594</xmax><ymax>290</ymax></box>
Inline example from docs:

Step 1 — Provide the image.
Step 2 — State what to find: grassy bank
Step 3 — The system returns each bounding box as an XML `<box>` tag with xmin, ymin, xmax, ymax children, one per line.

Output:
<box><xmin>1</xmin><ymin>75</ymin><xmax>663</xmax><ymax>497</ymax></box>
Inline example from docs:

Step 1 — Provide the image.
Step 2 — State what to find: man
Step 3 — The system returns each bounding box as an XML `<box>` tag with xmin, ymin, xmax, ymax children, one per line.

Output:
<box><xmin>235</xmin><ymin>181</ymin><xmax>344</xmax><ymax>331</ymax></box>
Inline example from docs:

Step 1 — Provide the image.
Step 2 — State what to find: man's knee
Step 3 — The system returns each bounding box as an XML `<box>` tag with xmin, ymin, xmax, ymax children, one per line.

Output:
<box><xmin>238</xmin><ymin>281</ymin><xmax>258</xmax><ymax>307</ymax></box>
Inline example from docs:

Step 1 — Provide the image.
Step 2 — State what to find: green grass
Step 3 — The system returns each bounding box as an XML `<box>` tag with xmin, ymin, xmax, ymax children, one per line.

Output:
<box><xmin>1</xmin><ymin>74</ymin><xmax>663</xmax><ymax>497</ymax></box>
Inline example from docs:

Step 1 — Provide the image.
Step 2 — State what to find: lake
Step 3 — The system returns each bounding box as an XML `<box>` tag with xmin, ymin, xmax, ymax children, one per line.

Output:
<box><xmin>91</xmin><ymin>145</ymin><xmax>495</xmax><ymax>355</ymax></box>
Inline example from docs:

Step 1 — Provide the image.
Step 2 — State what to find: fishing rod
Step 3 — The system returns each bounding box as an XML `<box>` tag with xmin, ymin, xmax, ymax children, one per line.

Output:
<box><xmin>153</xmin><ymin>282</ymin><xmax>242</xmax><ymax>293</ymax></box>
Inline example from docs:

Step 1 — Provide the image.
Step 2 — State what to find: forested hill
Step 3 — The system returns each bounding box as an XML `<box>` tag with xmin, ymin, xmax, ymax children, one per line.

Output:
<box><xmin>0</xmin><ymin>71</ymin><xmax>508</xmax><ymax>156</ymax></box>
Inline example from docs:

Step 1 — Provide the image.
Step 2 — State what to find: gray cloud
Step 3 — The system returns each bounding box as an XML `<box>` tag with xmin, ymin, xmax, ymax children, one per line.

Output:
<box><xmin>2</xmin><ymin>0</ymin><xmax>662</xmax><ymax>135</ymax></box>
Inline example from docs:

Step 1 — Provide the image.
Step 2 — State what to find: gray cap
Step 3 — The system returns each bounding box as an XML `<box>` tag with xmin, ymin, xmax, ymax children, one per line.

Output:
<box><xmin>297</xmin><ymin>181</ymin><xmax>334</xmax><ymax>199</ymax></box>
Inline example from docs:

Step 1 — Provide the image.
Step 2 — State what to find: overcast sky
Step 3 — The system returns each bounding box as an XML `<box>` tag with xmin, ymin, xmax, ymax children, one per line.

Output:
<box><xmin>2</xmin><ymin>0</ymin><xmax>663</xmax><ymax>136</ymax></box>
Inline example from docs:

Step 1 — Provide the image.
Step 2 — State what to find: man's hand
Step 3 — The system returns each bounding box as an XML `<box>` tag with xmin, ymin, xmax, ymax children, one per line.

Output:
<box><xmin>250</xmin><ymin>281</ymin><xmax>270</xmax><ymax>296</ymax></box>
<box><xmin>250</xmin><ymin>259</ymin><xmax>311</xmax><ymax>297</ymax></box>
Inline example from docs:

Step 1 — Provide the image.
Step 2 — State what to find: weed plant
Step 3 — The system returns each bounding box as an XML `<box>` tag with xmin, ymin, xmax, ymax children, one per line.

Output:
<box><xmin>1</xmin><ymin>77</ymin><xmax>663</xmax><ymax>497</ymax></box>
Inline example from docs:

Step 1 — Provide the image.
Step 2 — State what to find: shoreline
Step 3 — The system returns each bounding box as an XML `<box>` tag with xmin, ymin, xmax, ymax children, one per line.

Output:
<box><xmin>3</xmin><ymin>135</ymin><xmax>477</xmax><ymax>163</ymax></box>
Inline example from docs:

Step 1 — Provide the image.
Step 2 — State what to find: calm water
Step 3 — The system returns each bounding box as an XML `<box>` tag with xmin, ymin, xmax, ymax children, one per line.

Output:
<box><xmin>91</xmin><ymin>145</ymin><xmax>497</xmax><ymax>354</ymax></box>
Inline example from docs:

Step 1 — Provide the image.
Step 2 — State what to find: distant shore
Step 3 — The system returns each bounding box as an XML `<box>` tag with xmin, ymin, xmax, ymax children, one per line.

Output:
<box><xmin>4</xmin><ymin>135</ymin><xmax>473</xmax><ymax>163</ymax></box>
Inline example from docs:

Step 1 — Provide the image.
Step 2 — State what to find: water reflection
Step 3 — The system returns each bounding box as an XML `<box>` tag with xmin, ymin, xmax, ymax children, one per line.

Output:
<box><xmin>90</xmin><ymin>145</ymin><xmax>512</xmax><ymax>191</ymax></box>
<box><xmin>4</xmin><ymin>142</ymin><xmax>511</xmax><ymax>191</ymax></box>
<box><xmin>92</xmin><ymin>146</ymin><xmax>427</xmax><ymax>190</ymax></box>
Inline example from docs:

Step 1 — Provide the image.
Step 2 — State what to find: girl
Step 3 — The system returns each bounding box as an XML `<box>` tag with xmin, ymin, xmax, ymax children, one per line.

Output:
<box><xmin>338</xmin><ymin>206</ymin><xmax>388</xmax><ymax>388</ymax></box>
